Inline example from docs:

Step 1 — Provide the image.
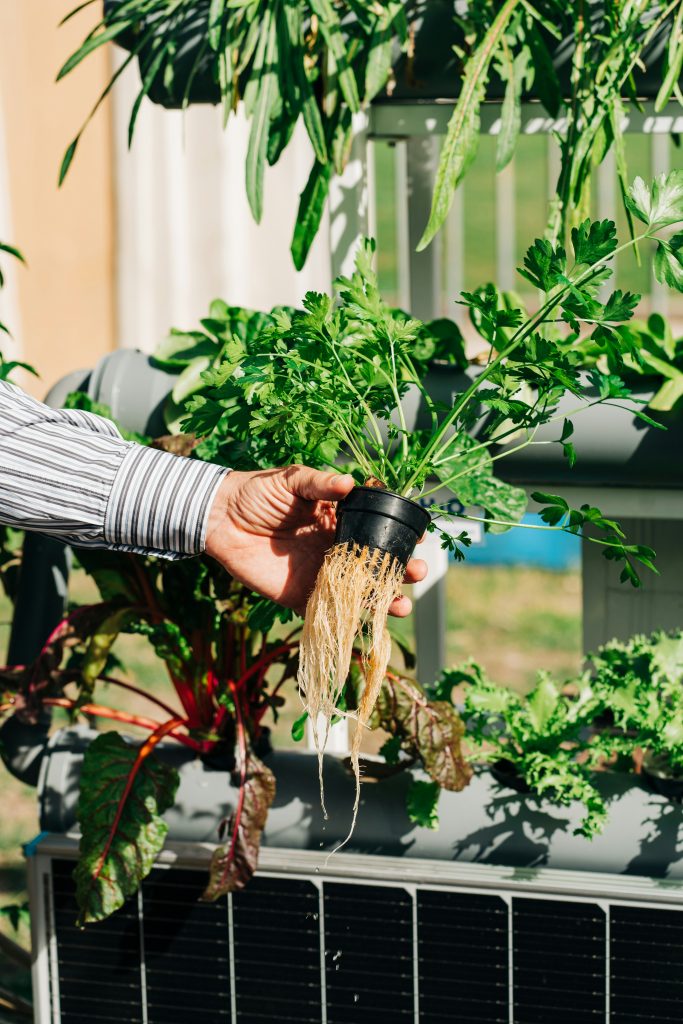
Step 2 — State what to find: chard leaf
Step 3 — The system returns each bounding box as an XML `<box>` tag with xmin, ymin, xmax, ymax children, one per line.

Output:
<box><xmin>372</xmin><ymin>676</ymin><xmax>471</xmax><ymax>793</ymax></box>
<box><xmin>203</xmin><ymin>755</ymin><xmax>275</xmax><ymax>901</ymax></box>
<box><xmin>75</xmin><ymin>731</ymin><xmax>179</xmax><ymax>924</ymax></box>
<box><xmin>81</xmin><ymin>607</ymin><xmax>136</xmax><ymax>696</ymax></box>
<box><xmin>415</xmin><ymin>700</ymin><xmax>471</xmax><ymax>791</ymax></box>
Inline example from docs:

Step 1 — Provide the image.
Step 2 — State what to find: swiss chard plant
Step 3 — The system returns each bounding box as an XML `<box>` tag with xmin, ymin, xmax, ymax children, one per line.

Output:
<box><xmin>0</xmin><ymin>412</ymin><xmax>470</xmax><ymax>924</ymax></box>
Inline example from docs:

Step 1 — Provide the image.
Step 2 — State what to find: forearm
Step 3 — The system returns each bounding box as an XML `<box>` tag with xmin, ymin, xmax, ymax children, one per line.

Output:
<box><xmin>0</xmin><ymin>380</ymin><xmax>227</xmax><ymax>557</ymax></box>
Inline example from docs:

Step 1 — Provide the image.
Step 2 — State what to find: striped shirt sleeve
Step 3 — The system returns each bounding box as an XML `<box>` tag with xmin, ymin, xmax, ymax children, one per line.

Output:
<box><xmin>0</xmin><ymin>379</ymin><xmax>228</xmax><ymax>558</ymax></box>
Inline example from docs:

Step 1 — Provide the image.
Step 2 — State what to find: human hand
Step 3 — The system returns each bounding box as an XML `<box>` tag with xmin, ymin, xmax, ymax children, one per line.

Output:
<box><xmin>205</xmin><ymin>466</ymin><xmax>427</xmax><ymax>615</ymax></box>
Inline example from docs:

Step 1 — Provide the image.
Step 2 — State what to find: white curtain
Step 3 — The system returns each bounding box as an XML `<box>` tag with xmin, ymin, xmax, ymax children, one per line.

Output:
<box><xmin>111</xmin><ymin>61</ymin><xmax>334</xmax><ymax>353</ymax></box>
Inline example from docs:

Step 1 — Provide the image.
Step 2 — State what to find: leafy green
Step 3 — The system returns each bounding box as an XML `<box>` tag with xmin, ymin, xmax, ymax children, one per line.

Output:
<box><xmin>203</xmin><ymin>754</ymin><xmax>275</xmax><ymax>901</ymax></box>
<box><xmin>371</xmin><ymin>673</ymin><xmax>471</xmax><ymax>794</ymax></box>
<box><xmin>59</xmin><ymin>0</ymin><xmax>409</xmax><ymax>267</ymax></box>
<box><xmin>74</xmin><ymin>732</ymin><xmax>179</xmax><ymax>924</ymax></box>
<box><xmin>185</xmin><ymin>195</ymin><xmax>681</xmax><ymax>580</ymax></box>
<box><xmin>406</xmin><ymin>779</ymin><xmax>441</xmax><ymax>830</ymax></box>
<box><xmin>418</xmin><ymin>0</ymin><xmax>521</xmax><ymax>251</ymax></box>
<box><xmin>458</xmin><ymin>663</ymin><xmax>610</xmax><ymax>838</ymax></box>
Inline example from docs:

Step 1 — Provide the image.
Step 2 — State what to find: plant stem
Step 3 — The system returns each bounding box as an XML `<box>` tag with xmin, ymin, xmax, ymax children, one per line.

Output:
<box><xmin>399</xmin><ymin>231</ymin><xmax>650</xmax><ymax>496</ymax></box>
<box><xmin>42</xmin><ymin>698</ymin><xmax>200</xmax><ymax>751</ymax></box>
<box><xmin>97</xmin><ymin>674</ymin><xmax>181</xmax><ymax>719</ymax></box>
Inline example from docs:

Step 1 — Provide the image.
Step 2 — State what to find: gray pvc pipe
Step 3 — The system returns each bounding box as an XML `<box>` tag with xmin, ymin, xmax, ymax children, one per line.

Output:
<box><xmin>36</xmin><ymin>726</ymin><xmax>683</xmax><ymax>880</ymax></box>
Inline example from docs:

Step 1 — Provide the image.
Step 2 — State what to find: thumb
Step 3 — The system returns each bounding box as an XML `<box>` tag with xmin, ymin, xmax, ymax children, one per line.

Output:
<box><xmin>286</xmin><ymin>466</ymin><xmax>355</xmax><ymax>503</ymax></box>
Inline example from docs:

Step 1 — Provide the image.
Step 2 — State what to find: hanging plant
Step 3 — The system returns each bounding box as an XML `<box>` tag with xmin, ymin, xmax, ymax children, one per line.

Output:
<box><xmin>419</xmin><ymin>0</ymin><xmax>683</xmax><ymax>250</ymax></box>
<box><xmin>58</xmin><ymin>0</ymin><xmax>410</xmax><ymax>268</ymax></box>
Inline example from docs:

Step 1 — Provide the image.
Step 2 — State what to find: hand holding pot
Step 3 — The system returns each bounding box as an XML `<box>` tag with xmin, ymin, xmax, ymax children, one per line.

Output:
<box><xmin>205</xmin><ymin>466</ymin><xmax>427</xmax><ymax>614</ymax></box>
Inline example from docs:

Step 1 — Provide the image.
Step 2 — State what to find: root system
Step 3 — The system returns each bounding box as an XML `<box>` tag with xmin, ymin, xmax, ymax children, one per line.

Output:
<box><xmin>298</xmin><ymin>540</ymin><xmax>404</xmax><ymax>838</ymax></box>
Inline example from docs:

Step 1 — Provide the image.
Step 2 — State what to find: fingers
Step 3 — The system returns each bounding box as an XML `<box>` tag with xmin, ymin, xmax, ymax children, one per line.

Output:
<box><xmin>285</xmin><ymin>465</ymin><xmax>355</xmax><ymax>503</ymax></box>
<box><xmin>403</xmin><ymin>557</ymin><xmax>427</xmax><ymax>584</ymax></box>
<box><xmin>389</xmin><ymin>594</ymin><xmax>412</xmax><ymax>617</ymax></box>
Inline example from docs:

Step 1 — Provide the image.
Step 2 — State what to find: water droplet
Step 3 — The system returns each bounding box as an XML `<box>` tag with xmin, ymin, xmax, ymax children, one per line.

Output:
<box><xmin>314</xmin><ymin>866</ymin><xmax>320</xmax><ymax>874</ymax></box>
<box><xmin>335</xmin><ymin>963</ymin><xmax>340</xmax><ymax>971</ymax></box>
<box><xmin>332</xmin><ymin>950</ymin><xmax>342</xmax><ymax>961</ymax></box>
<box><xmin>353</xmin><ymin>994</ymin><xmax>359</xmax><ymax>1004</ymax></box>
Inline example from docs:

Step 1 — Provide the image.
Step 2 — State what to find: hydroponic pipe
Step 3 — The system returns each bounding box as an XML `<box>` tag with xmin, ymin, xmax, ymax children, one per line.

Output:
<box><xmin>37</xmin><ymin>725</ymin><xmax>683</xmax><ymax>880</ymax></box>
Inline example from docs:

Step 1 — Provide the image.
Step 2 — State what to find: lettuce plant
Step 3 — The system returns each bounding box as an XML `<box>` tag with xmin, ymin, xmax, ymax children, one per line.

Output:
<box><xmin>451</xmin><ymin>662</ymin><xmax>612</xmax><ymax>838</ymax></box>
<box><xmin>589</xmin><ymin>630</ymin><xmax>683</xmax><ymax>779</ymax></box>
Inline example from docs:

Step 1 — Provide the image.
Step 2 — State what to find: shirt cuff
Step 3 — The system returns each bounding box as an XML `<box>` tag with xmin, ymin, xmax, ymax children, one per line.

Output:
<box><xmin>103</xmin><ymin>444</ymin><xmax>229</xmax><ymax>557</ymax></box>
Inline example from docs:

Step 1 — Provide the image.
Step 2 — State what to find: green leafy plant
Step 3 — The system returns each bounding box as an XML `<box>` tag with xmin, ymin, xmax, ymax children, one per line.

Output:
<box><xmin>176</xmin><ymin>172</ymin><xmax>682</xmax><ymax>835</ymax></box>
<box><xmin>571</xmin><ymin>310</ymin><xmax>683</xmax><ymax>412</ymax></box>
<box><xmin>420</xmin><ymin>0</ymin><xmax>683</xmax><ymax>249</ymax></box>
<box><xmin>589</xmin><ymin>629</ymin><xmax>683</xmax><ymax>782</ymax></box>
<box><xmin>453</xmin><ymin>661</ymin><xmax>612</xmax><ymax>838</ymax></box>
<box><xmin>186</xmin><ymin>173</ymin><xmax>683</xmax><ymax>584</ymax></box>
<box><xmin>58</xmin><ymin>0</ymin><xmax>410</xmax><ymax>267</ymax></box>
<box><xmin>60</xmin><ymin>3</ymin><xmax>682</xmax><ymax>263</ymax></box>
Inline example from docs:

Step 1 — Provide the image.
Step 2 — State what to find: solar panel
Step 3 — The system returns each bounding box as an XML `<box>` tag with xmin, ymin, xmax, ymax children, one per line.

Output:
<box><xmin>40</xmin><ymin>852</ymin><xmax>683</xmax><ymax>1023</ymax></box>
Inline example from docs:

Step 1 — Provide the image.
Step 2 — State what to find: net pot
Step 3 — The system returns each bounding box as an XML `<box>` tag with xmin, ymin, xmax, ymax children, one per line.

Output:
<box><xmin>334</xmin><ymin>486</ymin><xmax>431</xmax><ymax>569</ymax></box>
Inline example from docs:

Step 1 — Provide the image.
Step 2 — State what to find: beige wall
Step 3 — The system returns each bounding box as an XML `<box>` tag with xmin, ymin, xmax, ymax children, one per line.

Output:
<box><xmin>0</xmin><ymin>0</ymin><xmax>115</xmax><ymax>396</ymax></box>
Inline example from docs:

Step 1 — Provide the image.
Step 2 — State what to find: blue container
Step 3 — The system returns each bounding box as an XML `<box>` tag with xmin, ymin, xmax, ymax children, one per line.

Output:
<box><xmin>460</xmin><ymin>513</ymin><xmax>581</xmax><ymax>570</ymax></box>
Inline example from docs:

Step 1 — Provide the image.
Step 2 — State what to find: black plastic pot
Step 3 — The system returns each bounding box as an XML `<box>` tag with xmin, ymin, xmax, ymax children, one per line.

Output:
<box><xmin>104</xmin><ymin>0</ymin><xmax>219</xmax><ymax>109</ymax></box>
<box><xmin>379</xmin><ymin>0</ymin><xmax>673</xmax><ymax>105</ymax></box>
<box><xmin>335</xmin><ymin>486</ymin><xmax>431</xmax><ymax>569</ymax></box>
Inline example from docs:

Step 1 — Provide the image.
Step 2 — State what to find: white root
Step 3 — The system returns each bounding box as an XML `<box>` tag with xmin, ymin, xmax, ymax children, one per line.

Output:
<box><xmin>298</xmin><ymin>541</ymin><xmax>404</xmax><ymax>840</ymax></box>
